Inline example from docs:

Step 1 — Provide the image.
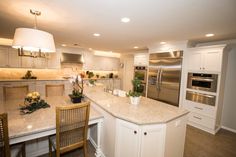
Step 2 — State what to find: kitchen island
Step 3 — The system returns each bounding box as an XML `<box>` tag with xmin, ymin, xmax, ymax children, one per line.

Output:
<box><xmin>0</xmin><ymin>85</ymin><xmax>188</xmax><ymax>157</ymax></box>
<box><xmin>83</xmin><ymin>86</ymin><xmax>189</xmax><ymax>157</ymax></box>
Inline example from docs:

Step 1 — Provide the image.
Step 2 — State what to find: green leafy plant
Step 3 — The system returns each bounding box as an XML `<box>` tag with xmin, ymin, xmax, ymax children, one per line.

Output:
<box><xmin>126</xmin><ymin>77</ymin><xmax>142</xmax><ymax>97</ymax></box>
<box><xmin>89</xmin><ymin>79</ymin><xmax>95</xmax><ymax>85</ymax></box>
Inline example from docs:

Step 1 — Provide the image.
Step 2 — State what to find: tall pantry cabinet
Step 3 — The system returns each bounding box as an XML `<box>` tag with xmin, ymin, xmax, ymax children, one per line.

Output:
<box><xmin>182</xmin><ymin>44</ymin><xmax>229</xmax><ymax>134</ymax></box>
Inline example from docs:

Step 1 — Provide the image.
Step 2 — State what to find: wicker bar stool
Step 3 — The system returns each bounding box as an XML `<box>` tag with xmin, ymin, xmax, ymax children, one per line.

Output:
<box><xmin>45</xmin><ymin>84</ymin><xmax>65</xmax><ymax>97</ymax></box>
<box><xmin>0</xmin><ymin>113</ymin><xmax>26</xmax><ymax>157</ymax></box>
<box><xmin>48</xmin><ymin>102</ymin><xmax>90</xmax><ymax>157</ymax></box>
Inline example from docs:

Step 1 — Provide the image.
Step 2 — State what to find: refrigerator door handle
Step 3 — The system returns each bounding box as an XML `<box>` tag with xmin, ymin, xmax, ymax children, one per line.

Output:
<box><xmin>156</xmin><ymin>69</ymin><xmax>160</xmax><ymax>89</ymax></box>
<box><xmin>159</xmin><ymin>68</ymin><xmax>163</xmax><ymax>85</ymax></box>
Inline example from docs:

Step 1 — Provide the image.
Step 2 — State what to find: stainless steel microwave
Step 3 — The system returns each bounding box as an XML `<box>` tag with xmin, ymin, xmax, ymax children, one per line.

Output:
<box><xmin>187</xmin><ymin>73</ymin><xmax>218</xmax><ymax>92</ymax></box>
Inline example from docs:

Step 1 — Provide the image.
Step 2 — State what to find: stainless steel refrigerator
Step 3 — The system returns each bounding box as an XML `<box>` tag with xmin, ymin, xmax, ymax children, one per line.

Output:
<box><xmin>147</xmin><ymin>51</ymin><xmax>183</xmax><ymax>106</ymax></box>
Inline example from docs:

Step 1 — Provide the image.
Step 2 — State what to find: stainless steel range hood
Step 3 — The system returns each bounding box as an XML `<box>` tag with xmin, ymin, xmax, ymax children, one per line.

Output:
<box><xmin>61</xmin><ymin>53</ymin><xmax>83</xmax><ymax>64</ymax></box>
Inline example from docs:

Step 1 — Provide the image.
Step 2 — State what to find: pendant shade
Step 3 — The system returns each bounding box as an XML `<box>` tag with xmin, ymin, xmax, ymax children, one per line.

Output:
<box><xmin>12</xmin><ymin>28</ymin><xmax>55</xmax><ymax>53</ymax></box>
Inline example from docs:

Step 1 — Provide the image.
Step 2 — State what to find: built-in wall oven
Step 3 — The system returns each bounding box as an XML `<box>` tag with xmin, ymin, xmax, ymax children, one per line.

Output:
<box><xmin>187</xmin><ymin>73</ymin><xmax>218</xmax><ymax>92</ymax></box>
<box><xmin>186</xmin><ymin>72</ymin><xmax>218</xmax><ymax>106</ymax></box>
<box><xmin>134</xmin><ymin>66</ymin><xmax>147</xmax><ymax>96</ymax></box>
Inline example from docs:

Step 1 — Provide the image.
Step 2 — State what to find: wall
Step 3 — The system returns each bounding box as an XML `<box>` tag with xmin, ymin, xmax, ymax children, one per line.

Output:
<box><xmin>221</xmin><ymin>46</ymin><xmax>236</xmax><ymax>131</ymax></box>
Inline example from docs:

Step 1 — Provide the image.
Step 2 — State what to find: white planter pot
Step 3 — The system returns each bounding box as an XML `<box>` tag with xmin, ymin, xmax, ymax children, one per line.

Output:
<box><xmin>130</xmin><ymin>96</ymin><xmax>141</xmax><ymax>105</ymax></box>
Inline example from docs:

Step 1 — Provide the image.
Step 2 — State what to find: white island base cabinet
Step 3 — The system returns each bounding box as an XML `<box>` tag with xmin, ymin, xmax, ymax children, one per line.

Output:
<box><xmin>115</xmin><ymin>116</ymin><xmax>187</xmax><ymax>157</ymax></box>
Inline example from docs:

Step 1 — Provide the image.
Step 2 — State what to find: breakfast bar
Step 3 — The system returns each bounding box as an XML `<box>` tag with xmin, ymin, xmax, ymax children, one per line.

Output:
<box><xmin>0</xmin><ymin>96</ymin><xmax>104</xmax><ymax>157</ymax></box>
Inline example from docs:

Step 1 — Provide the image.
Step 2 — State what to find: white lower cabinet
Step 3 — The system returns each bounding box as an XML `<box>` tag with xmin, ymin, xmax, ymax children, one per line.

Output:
<box><xmin>115</xmin><ymin>120</ymin><xmax>140</xmax><ymax>157</ymax></box>
<box><xmin>140</xmin><ymin>125</ymin><xmax>165</xmax><ymax>157</ymax></box>
<box><xmin>115</xmin><ymin>116</ymin><xmax>187</xmax><ymax>157</ymax></box>
<box><xmin>115</xmin><ymin>119</ymin><xmax>165</xmax><ymax>157</ymax></box>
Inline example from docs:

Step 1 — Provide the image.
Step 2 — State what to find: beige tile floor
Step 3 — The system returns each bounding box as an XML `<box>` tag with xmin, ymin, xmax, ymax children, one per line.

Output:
<box><xmin>40</xmin><ymin>125</ymin><xmax>236</xmax><ymax>157</ymax></box>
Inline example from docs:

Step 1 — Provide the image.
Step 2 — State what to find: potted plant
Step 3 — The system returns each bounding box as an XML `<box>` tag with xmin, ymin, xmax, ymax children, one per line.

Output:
<box><xmin>69</xmin><ymin>74</ymin><xmax>84</xmax><ymax>103</ymax></box>
<box><xmin>127</xmin><ymin>77</ymin><xmax>142</xmax><ymax>105</ymax></box>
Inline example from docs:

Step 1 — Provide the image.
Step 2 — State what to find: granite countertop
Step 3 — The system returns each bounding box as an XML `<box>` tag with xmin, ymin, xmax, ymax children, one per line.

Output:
<box><xmin>0</xmin><ymin>97</ymin><xmax>103</xmax><ymax>139</ymax></box>
<box><xmin>0</xmin><ymin>79</ymin><xmax>68</xmax><ymax>82</ymax></box>
<box><xmin>0</xmin><ymin>78</ymin><xmax>120</xmax><ymax>82</ymax></box>
<box><xmin>84</xmin><ymin>86</ymin><xmax>189</xmax><ymax>125</ymax></box>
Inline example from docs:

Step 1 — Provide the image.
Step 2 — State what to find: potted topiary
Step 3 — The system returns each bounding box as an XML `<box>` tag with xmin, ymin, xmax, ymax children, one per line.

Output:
<box><xmin>126</xmin><ymin>77</ymin><xmax>142</xmax><ymax>105</ymax></box>
<box><xmin>69</xmin><ymin>74</ymin><xmax>84</xmax><ymax>103</ymax></box>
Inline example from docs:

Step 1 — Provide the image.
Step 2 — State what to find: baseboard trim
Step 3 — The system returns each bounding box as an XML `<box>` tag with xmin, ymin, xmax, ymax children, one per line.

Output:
<box><xmin>88</xmin><ymin>136</ymin><xmax>106</xmax><ymax>157</ymax></box>
<box><xmin>221</xmin><ymin>126</ymin><xmax>236</xmax><ymax>133</ymax></box>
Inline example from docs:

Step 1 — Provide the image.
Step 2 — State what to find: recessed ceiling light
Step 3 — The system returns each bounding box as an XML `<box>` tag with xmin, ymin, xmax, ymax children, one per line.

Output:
<box><xmin>93</xmin><ymin>33</ymin><xmax>100</xmax><ymax>37</ymax></box>
<box><xmin>205</xmin><ymin>33</ymin><xmax>214</xmax><ymax>37</ymax></box>
<box><xmin>121</xmin><ymin>17</ymin><xmax>130</xmax><ymax>23</ymax></box>
<box><xmin>133</xmin><ymin>46</ymin><xmax>139</xmax><ymax>49</ymax></box>
<box><xmin>160</xmin><ymin>42</ymin><xmax>166</xmax><ymax>45</ymax></box>
<box><xmin>89</xmin><ymin>48</ymin><xmax>93</xmax><ymax>50</ymax></box>
<box><xmin>61</xmin><ymin>44</ymin><xmax>67</xmax><ymax>47</ymax></box>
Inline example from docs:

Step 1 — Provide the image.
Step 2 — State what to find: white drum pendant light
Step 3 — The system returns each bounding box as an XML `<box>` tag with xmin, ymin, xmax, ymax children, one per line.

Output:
<box><xmin>12</xmin><ymin>9</ymin><xmax>55</xmax><ymax>55</ymax></box>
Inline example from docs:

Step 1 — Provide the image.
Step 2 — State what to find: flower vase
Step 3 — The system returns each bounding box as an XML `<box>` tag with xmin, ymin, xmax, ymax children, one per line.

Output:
<box><xmin>130</xmin><ymin>96</ymin><xmax>141</xmax><ymax>105</ymax></box>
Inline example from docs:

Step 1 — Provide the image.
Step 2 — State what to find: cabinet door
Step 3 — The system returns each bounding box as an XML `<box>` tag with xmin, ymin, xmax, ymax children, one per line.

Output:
<box><xmin>134</xmin><ymin>54</ymin><xmax>148</xmax><ymax>66</ymax></box>
<box><xmin>47</xmin><ymin>53</ymin><xmax>61</xmax><ymax>69</ymax></box>
<box><xmin>8</xmin><ymin>48</ymin><xmax>21</xmax><ymax>67</ymax></box>
<box><xmin>21</xmin><ymin>56</ymin><xmax>34</xmax><ymax>68</ymax></box>
<box><xmin>0</xmin><ymin>47</ymin><xmax>9</xmax><ymax>67</ymax></box>
<box><xmin>115</xmin><ymin>119</ymin><xmax>140</xmax><ymax>157</ymax></box>
<box><xmin>140</xmin><ymin>125</ymin><xmax>165</xmax><ymax>157</ymax></box>
<box><xmin>187</xmin><ymin>52</ymin><xmax>202</xmax><ymax>71</ymax></box>
<box><xmin>203</xmin><ymin>51</ymin><xmax>221</xmax><ymax>72</ymax></box>
<box><xmin>34</xmin><ymin>57</ymin><xmax>47</xmax><ymax>69</ymax></box>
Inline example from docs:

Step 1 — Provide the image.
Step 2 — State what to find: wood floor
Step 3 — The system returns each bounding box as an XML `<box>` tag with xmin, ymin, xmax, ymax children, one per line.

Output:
<box><xmin>184</xmin><ymin>125</ymin><xmax>236</xmax><ymax>157</ymax></box>
<box><xmin>40</xmin><ymin>125</ymin><xmax>236</xmax><ymax>157</ymax></box>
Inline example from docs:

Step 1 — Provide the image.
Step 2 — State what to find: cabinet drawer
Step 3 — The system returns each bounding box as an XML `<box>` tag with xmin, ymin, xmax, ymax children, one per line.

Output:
<box><xmin>188</xmin><ymin>112</ymin><xmax>215</xmax><ymax>129</ymax></box>
<box><xmin>183</xmin><ymin>99</ymin><xmax>215</xmax><ymax>118</ymax></box>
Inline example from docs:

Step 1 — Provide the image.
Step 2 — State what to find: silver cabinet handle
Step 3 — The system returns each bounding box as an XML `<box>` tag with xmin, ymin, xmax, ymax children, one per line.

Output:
<box><xmin>193</xmin><ymin>116</ymin><xmax>202</xmax><ymax>120</ymax></box>
<box><xmin>194</xmin><ymin>107</ymin><xmax>203</xmax><ymax>110</ymax></box>
<box><xmin>190</xmin><ymin>77</ymin><xmax>214</xmax><ymax>82</ymax></box>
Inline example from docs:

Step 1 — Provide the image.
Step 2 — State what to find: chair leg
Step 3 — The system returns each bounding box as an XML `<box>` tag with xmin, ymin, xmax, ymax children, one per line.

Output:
<box><xmin>83</xmin><ymin>143</ymin><xmax>88</xmax><ymax>157</ymax></box>
<box><xmin>48</xmin><ymin>137</ymin><xmax>53</xmax><ymax>157</ymax></box>
<box><xmin>22</xmin><ymin>142</ymin><xmax>26</xmax><ymax>157</ymax></box>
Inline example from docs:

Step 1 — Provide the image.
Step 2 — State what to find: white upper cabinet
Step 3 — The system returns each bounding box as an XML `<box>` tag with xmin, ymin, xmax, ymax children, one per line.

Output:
<box><xmin>134</xmin><ymin>53</ymin><xmax>148</xmax><ymax>66</ymax></box>
<box><xmin>21</xmin><ymin>56</ymin><xmax>34</xmax><ymax>68</ymax></box>
<box><xmin>187</xmin><ymin>47</ymin><xmax>223</xmax><ymax>72</ymax></box>
<box><xmin>0</xmin><ymin>45</ymin><xmax>61</xmax><ymax>69</ymax></box>
<box><xmin>34</xmin><ymin>57</ymin><xmax>47</xmax><ymax>69</ymax></box>
<box><xmin>84</xmin><ymin>52</ymin><xmax>120</xmax><ymax>71</ymax></box>
<box><xmin>187</xmin><ymin>51</ymin><xmax>202</xmax><ymax>71</ymax></box>
<box><xmin>0</xmin><ymin>46</ymin><xmax>21</xmax><ymax>68</ymax></box>
<box><xmin>8</xmin><ymin>48</ymin><xmax>21</xmax><ymax>67</ymax></box>
<box><xmin>0</xmin><ymin>46</ymin><xmax>9</xmax><ymax>67</ymax></box>
<box><xmin>203</xmin><ymin>51</ymin><xmax>221</xmax><ymax>72</ymax></box>
<box><xmin>47</xmin><ymin>53</ymin><xmax>61</xmax><ymax>69</ymax></box>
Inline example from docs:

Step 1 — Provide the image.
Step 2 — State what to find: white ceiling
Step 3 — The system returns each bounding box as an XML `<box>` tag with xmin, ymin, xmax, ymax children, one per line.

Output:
<box><xmin>0</xmin><ymin>0</ymin><xmax>236</xmax><ymax>52</ymax></box>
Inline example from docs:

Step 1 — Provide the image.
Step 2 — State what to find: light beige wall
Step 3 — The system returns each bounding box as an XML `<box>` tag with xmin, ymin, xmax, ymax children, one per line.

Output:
<box><xmin>222</xmin><ymin>47</ymin><xmax>236</xmax><ymax>131</ymax></box>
